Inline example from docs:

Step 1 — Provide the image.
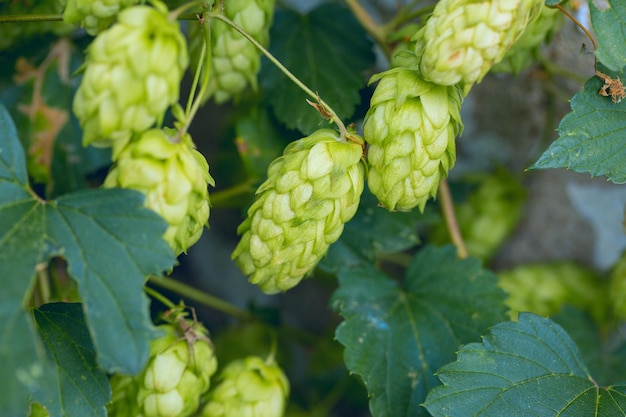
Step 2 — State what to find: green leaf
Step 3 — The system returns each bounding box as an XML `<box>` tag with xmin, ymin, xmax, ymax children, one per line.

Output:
<box><xmin>332</xmin><ymin>245</ymin><xmax>507</xmax><ymax>417</ymax></box>
<box><xmin>529</xmin><ymin>73</ymin><xmax>626</xmax><ymax>183</ymax></box>
<box><xmin>591</xmin><ymin>0</ymin><xmax>626</xmax><ymax>72</ymax></box>
<box><xmin>260</xmin><ymin>3</ymin><xmax>375</xmax><ymax>134</ymax></box>
<box><xmin>34</xmin><ymin>303</ymin><xmax>110</xmax><ymax>417</ymax></box>
<box><xmin>544</xmin><ymin>0</ymin><xmax>564</xmax><ymax>5</ymax></box>
<box><xmin>0</xmin><ymin>103</ymin><xmax>175</xmax><ymax>415</ymax></box>
<box><xmin>319</xmin><ymin>189</ymin><xmax>435</xmax><ymax>274</ymax></box>
<box><xmin>424</xmin><ymin>313</ymin><xmax>626</xmax><ymax>417</ymax></box>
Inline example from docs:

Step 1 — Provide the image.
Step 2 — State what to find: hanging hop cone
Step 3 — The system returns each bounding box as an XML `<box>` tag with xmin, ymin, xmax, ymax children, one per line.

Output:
<box><xmin>103</xmin><ymin>128</ymin><xmax>214</xmax><ymax>255</ymax></box>
<box><xmin>363</xmin><ymin>67</ymin><xmax>463</xmax><ymax>212</ymax></box>
<box><xmin>73</xmin><ymin>5</ymin><xmax>188</xmax><ymax>147</ymax></box>
<box><xmin>63</xmin><ymin>0</ymin><xmax>140</xmax><ymax>35</ymax></box>
<box><xmin>201</xmin><ymin>356</ymin><xmax>289</xmax><ymax>417</ymax></box>
<box><xmin>416</xmin><ymin>0</ymin><xmax>544</xmax><ymax>90</ymax></box>
<box><xmin>232</xmin><ymin>129</ymin><xmax>366</xmax><ymax>293</ymax></box>
<box><xmin>429</xmin><ymin>166</ymin><xmax>526</xmax><ymax>262</ymax></box>
<box><xmin>492</xmin><ymin>4</ymin><xmax>563</xmax><ymax>74</ymax></box>
<box><xmin>205</xmin><ymin>0</ymin><xmax>275</xmax><ymax>103</ymax></box>
<box><xmin>498</xmin><ymin>261</ymin><xmax>608</xmax><ymax>323</ymax></box>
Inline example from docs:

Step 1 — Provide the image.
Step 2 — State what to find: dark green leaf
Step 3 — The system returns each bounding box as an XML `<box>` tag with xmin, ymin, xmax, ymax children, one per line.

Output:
<box><xmin>260</xmin><ymin>3</ymin><xmax>375</xmax><ymax>134</ymax></box>
<box><xmin>0</xmin><ymin>103</ymin><xmax>175</xmax><ymax>415</ymax></box>
<box><xmin>591</xmin><ymin>0</ymin><xmax>626</xmax><ymax>72</ymax></box>
<box><xmin>530</xmin><ymin>73</ymin><xmax>626</xmax><ymax>183</ymax></box>
<box><xmin>34</xmin><ymin>303</ymin><xmax>110</xmax><ymax>417</ymax></box>
<box><xmin>332</xmin><ymin>245</ymin><xmax>507</xmax><ymax>417</ymax></box>
<box><xmin>319</xmin><ymin>189</ymin><xmax>435</xmax><ymax>274</ymax></box>
<box><xmin>424</xmin><ymin>313</ymin><xmax>626</xmax><ymax>417</ymax></box>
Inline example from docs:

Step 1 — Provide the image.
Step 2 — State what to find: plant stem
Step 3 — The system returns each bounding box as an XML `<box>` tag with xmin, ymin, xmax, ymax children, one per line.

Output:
<box><xmin>148</xmin><ymin>275</ymin><xmax>252</xmax><ymax>320</ymax></box>
<box><xmin>209</xmin><ymin>12</ymin><xmax>349</xmax><ymax>140</ymax></box>
<box><xmin>0</xmin><ymin>14</ymin><xmax>62</xmax><ymax>23</ymax></box>
<box><xmin>556</xmin><ymin>4</ymin><xmax>597</xmax><ymax>51</ymax></box>
<box><xmin>145</xmin><ymin>286</ymin><xmax>177</xmax><ymax>309</ymax></box>
<box><xmin>344</xmin><ymin>0</ymin><xmax>391</xmax><ymax>57</ymax></box>
<box><xmin>210</xmin><ymin>179</ymin><xmax>258</xmax><ymax>207</ymax></box>
<box><xmin>438</xmin><ymin>179</ymin><xmax>468</xmax><ymax>259</ymax></box>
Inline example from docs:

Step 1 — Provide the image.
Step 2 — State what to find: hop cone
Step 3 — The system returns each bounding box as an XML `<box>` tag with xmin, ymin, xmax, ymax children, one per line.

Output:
<box><xmin>232</xmin><ymin>129</ymin><xmax>366</xmax><ymax>293</ymax></box>
<box><xmin>63</xmin><ymin>0</ymin><xmax>140</xmax><ymax>35</ymax></box>
<box><xmin>417</xmin><ymin>0</ymin><xmax>544</xmax><ymax>89</ymax></box>
<box><xmin>493</xmin><ymin>4</ymin><xmax>563</xmax><ymax>74</ymax></box>
<box><xmin>429</xmin><ymin>166</ymin><xmax>526</xmax><ymax>261</ymax></box>
<box><xmin>363</xmin><ymin>68</ymin><xmax>463</xmax><ymax>212</ymax></box>
<box><xmin>107</xmin><ymin>374</ymin><xmax>141</xmax><ymax>417</ymax></box>
<box><xmin>201</xmin><ymin>356</ymin><xmax>289</xmax><ymax>417</ymax></box>
<box><xmin>73</xmin><ymin>5</ymin><xmax>188</xmax><ymax>147</ymax></box>
<box><xmin>498</xmin><ymin>261</ymin><xmax>608</xmax><ymax>323</ymax></box>
<box><xmin>104</xmin><ymin>128</ymin><xmax>214</xmax><ymax>255</ymax></box>
<box><xmin>207</xmin><ymin>0</ymin><xmax>275</xmax><ymax>102</ymax></box>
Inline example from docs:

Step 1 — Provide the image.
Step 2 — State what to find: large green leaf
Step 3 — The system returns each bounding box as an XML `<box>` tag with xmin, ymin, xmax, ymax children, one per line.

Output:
<box><xmin>319</xmin><ymin>189</ymin><xmax>435</xmax><ymax>274</ymax></box>
<box><xmin>0</xmin><ymin>103</ymin><xmax>175</xmax><ymax>416</ymax></box>
<box><xmin>591</xmin><ymin>0</ymin><xmax>626</xmax><ymax>72</ymax></box>
<box><xmin>331</xmin><ymin>245</ymin><xmax>507</xmax><ymax>417</ymax></box>
<box><xmin>424</xmin><ymin>313</ymin><xmax>626</xmax><ymax>416</ymax></box>
<box><xmin>34</xmin><ymin>303</ymin><xmax>110</xmax><ymax>417</ymax></box>
<box><xmin>260</xmin><ymin>3</ymin><xmax>375</xmax><ymax>134</ymax></box>
<box><xmin>530</xmin><ymin>72</ymin><xmax>626</xmax><ymax>183</ymax></box>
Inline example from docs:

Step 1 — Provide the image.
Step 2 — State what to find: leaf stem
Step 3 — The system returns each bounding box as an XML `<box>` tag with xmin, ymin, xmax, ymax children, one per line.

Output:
<box><xmin>556</xmin><ymin>4</ymin><xmax>596</xmax><ymax>51</ymax></box>
<box><xmin>148</xmin><ymin>275</ymin><xmax>253</xmax><ymax>321</ymax></box>
<box><xmin>144</xmin><ymin>286</ymin><xmax>177</xmax><ymax>309</ymax></box>
<box><xmin>209</xmin><ymin>12</ymin><xmax>349</xmax><ymax>140</ymax></box>
<box><xmin>344</xmin><ymin>0</ymin><xmax>391</xmax><ymax>57</ymax></box>
<box><xmin>0</xmin><ymin>14</ymin><xmax>62</xmax><ymax>23</ymax></box>
<box><xmin>438</xmin><ymin>179</ymin><xmax>468</xmax><ymax>259</ymax></box>
<box><xmin>210</xmin><ymin>179</ymin><xmax>258</xmax><ymax>207</ymax></box>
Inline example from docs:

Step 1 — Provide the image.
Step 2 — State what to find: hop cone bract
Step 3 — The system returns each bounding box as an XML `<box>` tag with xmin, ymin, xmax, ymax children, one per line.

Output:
<box><xmin>201</xmin><ymin>356</ymin><xmax>289</xmax><ymax>417</ymax></box>
<box><xmin>429</xmin><ymin>167</ymin><xmax>526</xmax><ymax>261</ymax></box>
<box><xmin>363</xmin><ymin>68</ymin><xmax>463</xmax><ymax>212</ymax></box>
<box><xmin>207</xmin><ymin>0</ymin><xmax>275</xmax><ymax>102</ymax></box>
<box><xmin>73</xmin><ymin>5</ymin><xmax>188</xmax><ymax>146</ymax></box>
<box><xmin>417</xmin><ymin>0</ymin><xmax>544</xmax><ymax>89</ymax></box>
<box><xmin>492</xmin><ymin>4</ymin><xmax>563</xmax><ymax>74</ymax></box>
<box><xmin>232</xmin><ymin>129</ymin><xmax>366</xmax><ymax>293</ymax></box>
<box><xmin>498</xmin><ymin>261</ymin><xmax>608</xmax><ymax>323</ymax></box>
<box><xmin>63</xmin><ymin>0</ymin><xmax>139</xmax><ymax>35</ymax></box>
<box><xmin>103</xmin><ymin>128</ymin><xmax>214</xmax><ymax>255</ymax></box>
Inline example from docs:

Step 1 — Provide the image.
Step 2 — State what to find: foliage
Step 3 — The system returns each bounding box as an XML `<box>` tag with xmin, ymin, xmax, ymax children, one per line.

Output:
<box><xmin>0</xmin><ymin>1</ymin><xmax>625</xmax><ymax>417</ymax></box>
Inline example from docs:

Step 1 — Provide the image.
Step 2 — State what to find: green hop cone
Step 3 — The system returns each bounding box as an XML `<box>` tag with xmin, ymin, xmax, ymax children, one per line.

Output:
<box><xmin>498</xmin><ymin>261</ymin><xmax>608</xmax><ymax>323</ymax></box>
<box><xmin>363</xmin><ymin>67</ymin><xmax>463</xmax><ymax>212</ymax></box>
<box><xmin>232</xmin><ymin>129</ymin><xmax>366</xmax><ymax>293</ymax></box>
<box><xmin>493</xmin><ymin>4</ymin><xmax>563</xmax><ymax>74</ymax></box>
<box><xmin>429</xmin><ymin>166</ymin><xmax>526</xmax><ymax>261</ymax></box>
<box><xmin>107</xmin><ymin>374</ymin><xmax>141</xmax><ymax>417</ymax></box>
<box><xmin>201</xmin><ymin>356</ymin><xmax>289</xmax><ymax>417</ymax></box>
<box><xmin>416</xmin><ymin>0</ymin><xmax>544</xmax><ymax>90</ymax></box>
<box><xmin>608</xmin><ymin>251</ymin><xmax>626</xmax><ymax>321</ymax></box>
<box><xmin>63</xmin><ymin>0</ymin><xmax>140</xmax><ymax>35</ymax></box>
<box><xmin>207</xmin><ymin>0</ymin><xmax>275</xmax><ymax>103</ymax></box>
<box><xmin>104</xmin><ymin>128</ymin><xmax>214</xmax><ymax>255</ymax></box>
<box><xmin>73</xmin><ymin>4</ymin><xmax>188</xmax><ymax>147</ymax></box>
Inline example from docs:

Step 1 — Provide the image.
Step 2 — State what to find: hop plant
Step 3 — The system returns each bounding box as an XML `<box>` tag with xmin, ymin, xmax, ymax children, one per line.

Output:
<box><xmin>498</xmin><ymin>261</ymin><xmax>608</xmax><ymax>323</ymax></box>
<box><xmin>429</xmin><ymin>166</ymin><xmax>526</xmax><ymax>261</ymax></box>
<box><xmin>363</xmin><ymin>67</ymin><xmax>463</xmax><ymax>212</ymax></box>
<box><xmin>493</xmin><ymin>4</ymin><xmax>563</xmax><ymax>74</ymax></box>
<box><xmin>232</xmin><ymin>129</ymin><xmax>366</xmax><ymax>293</ymax></box>
<box><xmin>73</xmin><ymin>4</ymin><xmax>188</xmax><ymax>147</ymax></box>
<box><xmin>416</xmin><ymin>0</ymin><xmax>544</xmax><ymax>90</ymax></box>
<box><xmin>108</xmin><ymin>319</ymin><xmax>218</xmax><ymax>417</ymax></box>
<box><xmin>103</xmin><ymin>128</ymin><xmax>214</xmax><ymax>255</ymax></box>
<box><xmin>201</xmin><ymin>356</ymin><xmax>289</xmax><ymax>417</ymax></box>
<box><xmin>63</xmin><ymin>0</ymin><xmax>140</xmax><ymax>35</ymax></box>
<box><xmin>206</xmin><ymin>0</ymin><xmax>275</xmax><ymax>103</ymax></box>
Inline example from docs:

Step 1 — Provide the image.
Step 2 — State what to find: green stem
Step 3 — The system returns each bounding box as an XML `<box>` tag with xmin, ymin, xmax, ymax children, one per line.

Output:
<box><xmin>0</xmin><ymin>14</ymin><xmax>62</xmax><ymax>23</ymax></box>
<box><xmin>209</xmin><ymin>12</ymin><xmax>349</xmax><ymax>140</ymax></box>
<box><xmin>383</xmin><ymin>3</ymin><xmax>435</xmax><ymax>33</ymax></box>
<box><xmin>344</xmin><ymin>0</ymin><xmax>391</xmax><ymax>57</ymax></box>
<box><xmin>438</xmin><ymin>179</ymin><xmax>468</xmax><ymax>259</ymax></box>
<box><xmin>538</xmin><ymin>55</ymin><xmax>588</xmax><ymax>85</ymax></box>
<box><xmin>148</xmin><ymin>275</ymin><xmax>252</xmax><ymax>320</ymax></box>
<box><xmin>182</xmin><ymin>14</ymin><xmax>212</xmax><ymax>130</ymax></box>
<box><xmin>210</xmin><ymin>180</ymin><xmax>258</xmax><ymax>207</ymax></box>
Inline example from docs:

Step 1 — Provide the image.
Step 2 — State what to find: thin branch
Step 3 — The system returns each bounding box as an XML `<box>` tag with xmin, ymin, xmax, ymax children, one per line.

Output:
<box><xmin>438</xmin><ymin>179</ymin><xmax>468</xmax><ymax>259</ymax></box>
<box><xmin>344</xmin><ymin>0</ymin><xmax>391</xmax><ymax>57</ymax></box>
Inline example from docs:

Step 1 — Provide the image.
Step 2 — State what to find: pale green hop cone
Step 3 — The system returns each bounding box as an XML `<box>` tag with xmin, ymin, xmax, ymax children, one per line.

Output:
<box><xmin>104</xmin><ymin>128</ymin><xmax>214</xmax><ymax>255</ymax></box>
<box><xmin>417</xmin><ymin>0</ymin><xmax>544</xmax><ymax>90</ymax></box>
<box><xmin>363</xmin><ymin>67</ymin><xmax>463</xmax><ymax>212</ymax></box>
<box><xmin>63</xmin><ymin>0</ymin><xmax>140</xmax><ymax>35</ymax></box>
<box><xmin>201</xmin><ymin>356</ymin><xmax>289</xmax><ymax>417</ymax></box>
<box><xmin>73</xmin><ymin>5</ymin><xmax>188</xmax><ymax>147</ymax></box>
<box><xmin>492</xmin><ymin>4</ymin><xmax>563</xmax><ymax>74</ymax></box>
<box><xmin>206</xmin><ymin>0</ymin><xmax>275</xmax><ymax>103</ymax></box>
<box><xmin>232</xmin><ymin>129</ymin><xmax>366</xmax><ymax>293</ymax></box>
